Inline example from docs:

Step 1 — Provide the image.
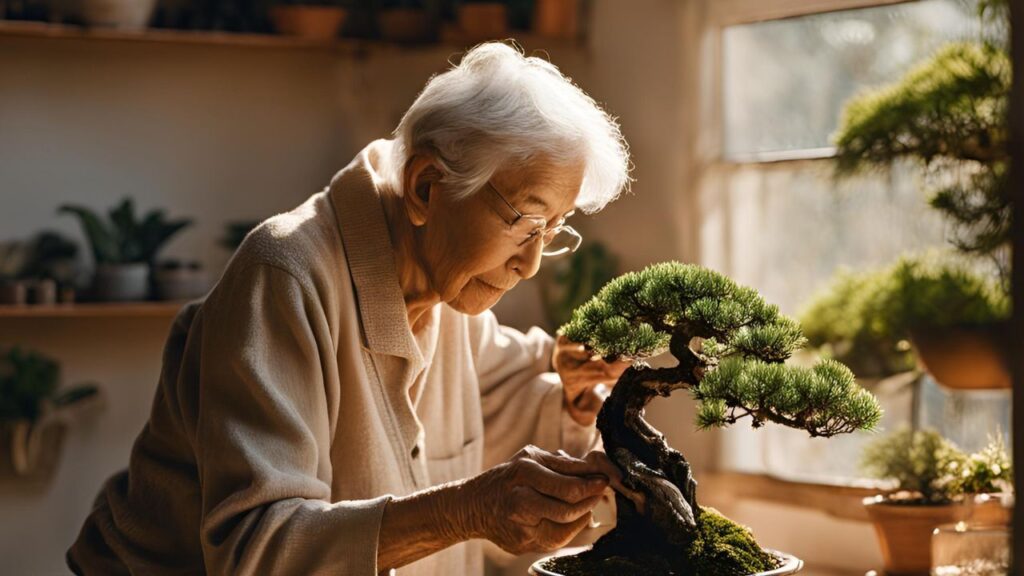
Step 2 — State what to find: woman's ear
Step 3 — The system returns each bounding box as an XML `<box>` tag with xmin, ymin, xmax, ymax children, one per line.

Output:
<box><xmin>403</xmin><ymin>155</ymin><xmax>442</xmax><ymax>227</ymax></box>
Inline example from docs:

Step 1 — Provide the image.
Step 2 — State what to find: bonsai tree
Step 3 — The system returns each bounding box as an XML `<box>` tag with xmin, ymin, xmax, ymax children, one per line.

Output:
<box><xmin>59</xmin><ymin>198</ymin><xmax>192</xmax><ymax>268</ymax></box>
<box><xmin>547</xmin><ymin>262</ymin><xmax>882</xmax><ymax>575</ymax></box>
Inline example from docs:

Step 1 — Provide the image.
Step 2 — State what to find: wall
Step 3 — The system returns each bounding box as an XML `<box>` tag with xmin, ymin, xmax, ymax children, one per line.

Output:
<box><xmin>0</xmin><ymin>2</ymin><xmax>877</xmax><ymax>574</ymax></box>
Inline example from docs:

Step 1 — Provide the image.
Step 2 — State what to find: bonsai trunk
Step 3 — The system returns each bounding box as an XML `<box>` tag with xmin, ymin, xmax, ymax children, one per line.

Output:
<box><xmin>595</xmin><ymin>337</ymin><xmax>707</xmax><ymax>551</ymax></box>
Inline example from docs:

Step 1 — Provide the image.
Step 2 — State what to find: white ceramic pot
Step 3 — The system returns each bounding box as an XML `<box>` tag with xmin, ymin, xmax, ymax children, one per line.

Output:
<box><xmin>80</xmin><ymin>0</ymin><xmax>157</xmax><ymax>30</ymax></box>
<box><xmin>93</xmin><ymin>262</ymin><xmax>150</xmax><ymax>302</ymax></box>
<box><xmin>530</xmin><ymin>550</ymin><xmax>803</xmax><ymax>576</ymax></box>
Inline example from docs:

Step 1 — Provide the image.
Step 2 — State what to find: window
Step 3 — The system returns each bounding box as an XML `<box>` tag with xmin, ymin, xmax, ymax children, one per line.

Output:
<box><xmin>699</xmin><ymin>0</ymin><xmax>1012</xmax><ymax>483</ymax></box>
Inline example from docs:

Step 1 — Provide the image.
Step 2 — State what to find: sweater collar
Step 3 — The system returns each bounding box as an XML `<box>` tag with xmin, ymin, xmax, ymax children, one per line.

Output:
<box><xmin>328</xmin><ymin>139</ymin><xmax>424</xmax><ymax>368</ymax></box>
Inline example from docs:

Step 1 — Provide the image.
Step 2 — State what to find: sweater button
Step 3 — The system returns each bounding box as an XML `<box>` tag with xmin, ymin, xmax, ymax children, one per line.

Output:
<box><xmin>411</xmin><ymin>445</ymin><xmax>420</xmax><ymax>459</ymax></box>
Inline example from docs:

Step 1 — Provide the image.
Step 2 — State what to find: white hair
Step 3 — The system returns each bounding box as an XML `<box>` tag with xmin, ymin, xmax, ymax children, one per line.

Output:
<box><xmin>390</xmin><ymin>41</ymin><xmax>631</xmax><ymax>214</ymax></box>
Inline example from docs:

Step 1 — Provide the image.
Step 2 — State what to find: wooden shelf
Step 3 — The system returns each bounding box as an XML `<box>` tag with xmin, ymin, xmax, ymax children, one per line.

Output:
<box><xmin>0</xmin><ymin>19</ymin><xmax>366</xmax><ymax>52</ymax></box>
<box><xmin>0</xmin><ymin>19</ymin><xmax>582</xmax><ymax>54</ymax></box>
<box><xmin>0</xmin><ymin>301</ymin><xmax>185</xmax><ymax>319</ymax></box>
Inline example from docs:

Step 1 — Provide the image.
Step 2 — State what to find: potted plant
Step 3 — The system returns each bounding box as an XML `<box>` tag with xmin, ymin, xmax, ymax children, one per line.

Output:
<box><xmin>79</xmin><ymin>0</ymin><xmax>159</xmax><ymax>30</ymax></box>
<box><xmin>59</xmin><ymin>198</ymin><xmax>192</xmax><ymax>302</ymax></box>
<box><xmin>376</xmin><ymin>0</ymin><xmax>438</xmax><ymax>43</ymax></box>
<box><xmin>456</xmin><ymin>0</ymin><xmax>507</xmax><ymax>42</ymax></box>
<box><xmin>801</xmin><ymin>255</ymin><xmax>1010</xmax><ymax>388</ymax></box>
<box><xmin>269</xmin><ymin>0</ymin><xmax>350</xmax><ymax>40</ymax></box>
<box><xmin>0</xmin><ymin>347</ymin><xmax>99</xmax><ymax>478</ymax></box>
<box><xmin>830</xmin><ymin>1</ymin><xmax>1011</xmax><ymax>389</ymax></box>
<box><xmin>533</xmin><ymin>262</ymin><xmax>881</xmax><ymax>575</ymax></box>
<box><xmin>860</xmin><ymin>428</ymin><xmax>1012</xmax><ymax>575</ymax></box>
<box><xmin>154</xmin><ymin>259</ymin><xmax>209</xmax><ymax>302</ymax></box>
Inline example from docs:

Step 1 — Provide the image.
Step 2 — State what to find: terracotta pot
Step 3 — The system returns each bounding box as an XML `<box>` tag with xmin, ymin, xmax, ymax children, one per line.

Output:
<box><xmin>863</xmin><ymin>497</ymin><xmax>966</xmax><ymax>575</ymax></box>
<box><xmin>457</xmin><ymin>2</ymin><xmax>508</xmax><ymax>42</ymax></box>
<box><xmin>530</xmin><ymin>550</ymin><xmax>803</xmax><ymax>576</ymax></box>
<box><xmin>80</xmin><ymin>0</ymin><xmax>157</xmax><ymax>30</ymax></box>
<box><xmin>910</xmin><ymin>324</ymin><xmax>1010</xmax><ymax>389</ymax></box>
<box><xmin>533</xmin><ymin>0</ymin><xmax>578</xmax><ymax>39</ymax></box>
<box><xmin>270</xmin><ymin>5</ymin><xmax>348</xmax><ymax>40</ymax></box>
<box><xmin>378</xmin><ymin>8</ymin><xmax>435</xmax><ymax>44</ymax></box>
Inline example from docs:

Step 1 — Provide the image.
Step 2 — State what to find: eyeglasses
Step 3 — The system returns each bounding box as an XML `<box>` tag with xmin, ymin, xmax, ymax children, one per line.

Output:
<box><xmin>484</xmin><ymin>181</ymin><xmax>583</xmax><ymax>257</ymax></box>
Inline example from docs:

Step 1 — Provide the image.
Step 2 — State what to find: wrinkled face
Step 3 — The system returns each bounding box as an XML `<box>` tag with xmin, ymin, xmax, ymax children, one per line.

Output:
<box><xmin>404</xmin><ymin>156</ymin><xmax>583</xmax><ymax>315</ymax></box>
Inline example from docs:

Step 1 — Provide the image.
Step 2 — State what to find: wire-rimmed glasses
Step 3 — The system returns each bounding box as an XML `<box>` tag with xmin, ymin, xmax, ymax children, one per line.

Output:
<box><xmin>484</xmin><ymin>181</ymin><xmax>582</xmax><ymax>257</ymax></box>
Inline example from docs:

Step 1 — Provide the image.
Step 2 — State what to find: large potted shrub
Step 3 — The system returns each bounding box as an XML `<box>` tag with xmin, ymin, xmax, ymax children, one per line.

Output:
<box><xmin>0</xmin><ymin>347</ymin><xmax>99</xmax><ymax>478</ymax></box>
<box><xmin>801</xmin><ymin>256</ymin><xmax>1010</xmax><ymax>388</ymax></box>
<box><xmin>532</xmin><ymin>262</ymin><xmax>881</xmax><ymax>575</ymax></box>
<box><xmin>59</xmin><ymin>198</ymin><xmax>192</xmax><ymax>302</ymax></box>
<box><xmin>860</xmin><ymin>428</ymin><xmax>1012</xmax><ymax>575</ymax></box>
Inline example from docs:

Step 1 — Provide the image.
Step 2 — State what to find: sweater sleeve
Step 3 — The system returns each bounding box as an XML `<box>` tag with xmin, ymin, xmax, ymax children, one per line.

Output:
<box><xmin>468</xmin><ymin>310</ymin><xmax>598</xmax><ymax>471</ymax></box>
<box><xmin>192</xmin><ymin>263</ymin><xmax>390</xmax><ymax>576</ymax></box>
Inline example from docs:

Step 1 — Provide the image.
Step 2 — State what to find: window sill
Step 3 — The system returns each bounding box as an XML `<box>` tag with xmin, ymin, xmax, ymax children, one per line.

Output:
<box><xmin>701</xmin><ymin>471</ymin><xmax>889</xmax><ymax>522</ymax></box>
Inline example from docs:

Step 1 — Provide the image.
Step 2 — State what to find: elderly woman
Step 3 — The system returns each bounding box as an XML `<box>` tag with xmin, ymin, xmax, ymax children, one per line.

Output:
<box><xmin>68</xmin><ymin>42</ymin><xmax>632</xmax><ymax>575</ymax></box>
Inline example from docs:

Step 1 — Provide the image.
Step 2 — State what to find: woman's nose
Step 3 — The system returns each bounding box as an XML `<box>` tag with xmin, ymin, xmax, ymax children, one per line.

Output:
<box><xmin>510</xmin><ymin>236</ymin><xmax>544</xmax><ymax>279</ymax></box>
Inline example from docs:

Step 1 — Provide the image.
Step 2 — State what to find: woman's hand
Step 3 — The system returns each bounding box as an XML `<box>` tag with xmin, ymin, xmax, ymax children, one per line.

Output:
<box><xmin>461</xmin><ymin>446</ymin><xmax>623</xmax><ymax>555</ymax></box>
<box><xmin>553</xmin><ymin>334</ymin><xmax>631</xmax><ymax>426</ymax></box>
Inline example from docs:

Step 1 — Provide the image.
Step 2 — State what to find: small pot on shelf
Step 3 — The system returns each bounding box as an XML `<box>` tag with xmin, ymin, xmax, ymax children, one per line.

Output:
<box><xmin>457</xmin><ymin>1</ymin><xmax>507</xmax><ymax>43</ymax></box>
<box><xmin>532</xmin><ymin>0</ymin><xmax>578</xmax><ymax>39</ymax></box>
<box><xmin>378</xmin><ymin>7</ymin><xmax>436</xmax><ymax>44</ymax></box>
<box><xmin>270</xmin><ymin>3</ymin><xmax>349</xmax><ymax>40</ymax></box>
<box><xmin>80</xmin><ymin>0</ymin><xmax>158</xmax><ymax>30</ymax></box>
<box><xmin>154</xmin><ymin>260</ymin><xmax>209</xmax><ymax>302</ymax></box>
<box><xmin>93</xmin><ymin>262</ymin><xmax>150</xmax><ymax>302</ymax></box>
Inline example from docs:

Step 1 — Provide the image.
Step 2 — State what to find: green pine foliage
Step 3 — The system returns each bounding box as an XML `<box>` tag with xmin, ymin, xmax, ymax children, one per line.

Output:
<box><xmin>832</xmin><ymin>39</ymin><xmax>1011</xmax><ymax>263</ymax></box>
<box><xmin>562</xmin><ymin>262</ymin><xmax>882</xmax><ymax>438</ymax></box>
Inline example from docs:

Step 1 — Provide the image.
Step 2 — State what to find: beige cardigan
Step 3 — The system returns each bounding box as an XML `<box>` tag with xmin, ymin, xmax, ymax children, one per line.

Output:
<box><xmin>68</xmin><ymin>140</ymin><xmax>596</xmax><ymax>576</ymax></box>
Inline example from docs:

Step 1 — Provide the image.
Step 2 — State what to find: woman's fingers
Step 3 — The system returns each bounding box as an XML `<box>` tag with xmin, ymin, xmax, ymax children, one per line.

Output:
<box><xmin>514</xmin><ymin>456</ymin><xmax>607</xmax><ymax>503</ymax></box>
<box><xmin>534</xmin><ymin>513</ymin><xmax>594</xmax><ymax>552</ymax></box>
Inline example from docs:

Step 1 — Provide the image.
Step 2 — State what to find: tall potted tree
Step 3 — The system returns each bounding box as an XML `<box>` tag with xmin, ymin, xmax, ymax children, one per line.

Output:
<box><xmin>831</xmin><ymin>0</ymin><xmax>1011</xmax><ymax>390</ymax></box>
<box><xmin>534</xmin><ymin>262</ymin><xmax>882</xmax><ymax>575</ymax></box>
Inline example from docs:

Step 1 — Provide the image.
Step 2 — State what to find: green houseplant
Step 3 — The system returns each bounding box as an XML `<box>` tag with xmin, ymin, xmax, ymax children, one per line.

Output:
<box><xmin>59</xmin><ymin>198</ymin><xmax>192</xmax><ymax>302</ymax></box>
<box><xmin>0</xmin><ymin>347</ymin><xmax>99</xmax><ymax>477</ymax></box>
<box><xmin>539</xmin><ymin>241</ymin><xmax>618</xmax><ymax>331</ymax></box>
<box><xmin>860</xmin><ymin>428</ymin><xmax>1012</xmax><ymax>575</ymax></box>
<box><xmin>535</xmin><ymin>262</ymin><xmax>881</xmax><ymax>576</ymax></box>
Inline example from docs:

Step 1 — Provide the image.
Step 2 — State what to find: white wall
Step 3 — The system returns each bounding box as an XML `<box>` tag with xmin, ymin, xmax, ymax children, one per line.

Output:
<box><xmin>0</xmin><ymin>2</ymin><xmax>876</xmax><ymax>574</ymax></box>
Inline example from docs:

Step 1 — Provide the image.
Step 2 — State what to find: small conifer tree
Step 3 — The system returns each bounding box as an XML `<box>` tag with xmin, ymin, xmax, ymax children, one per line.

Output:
<box><xmin>548</xmin><ymin>262</ymin><xmax>882</xmax><ymax>575</ymax></box>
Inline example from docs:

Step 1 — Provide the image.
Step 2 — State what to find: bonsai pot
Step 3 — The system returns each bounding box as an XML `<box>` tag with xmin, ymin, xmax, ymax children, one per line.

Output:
<box><xmin>457</xmin><ymin>2</ymin><xmax>507</xmax><ymax>42</ymax></box>
<box><xmin>270</xmin><ymin>5</ymin><xmax>348</xmax><ymax>40</ymax></box>
<box><xmin>530</xmin><ymin>550</ymin><xmax>803</xmax><ymax>576</ymax></box>
<box><xmin>93</xmin><ymin>262</ymin><xmax>149</xmax><ymax>302</ymax></box>
<box><xmin>154</xmin><ymin>263</ymin><xmax>208</xmax><ymax>301</ymax></box>
<box><xmin>533</xmin><ymin>0</ymin><xmax>578</xmax><ymax>39</ymax></box>
<box><xmin>80</xmin><ymin>0</ymin><xmax>157</xmax><ymax>29</ymax></box>
<box><xmin>909</xmin><ymin>324</ymin><xmax>1010</xmax><ymax>389</ymax></box>
<box><xmin>378</xmin><ymin>8</ymin><xmax>436</xmax><ymax>44</ymax></box>
<box><xmin>863</xmin><ymin>496</ymin><xmax>965</xmax><ymax>575</ymax></box>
